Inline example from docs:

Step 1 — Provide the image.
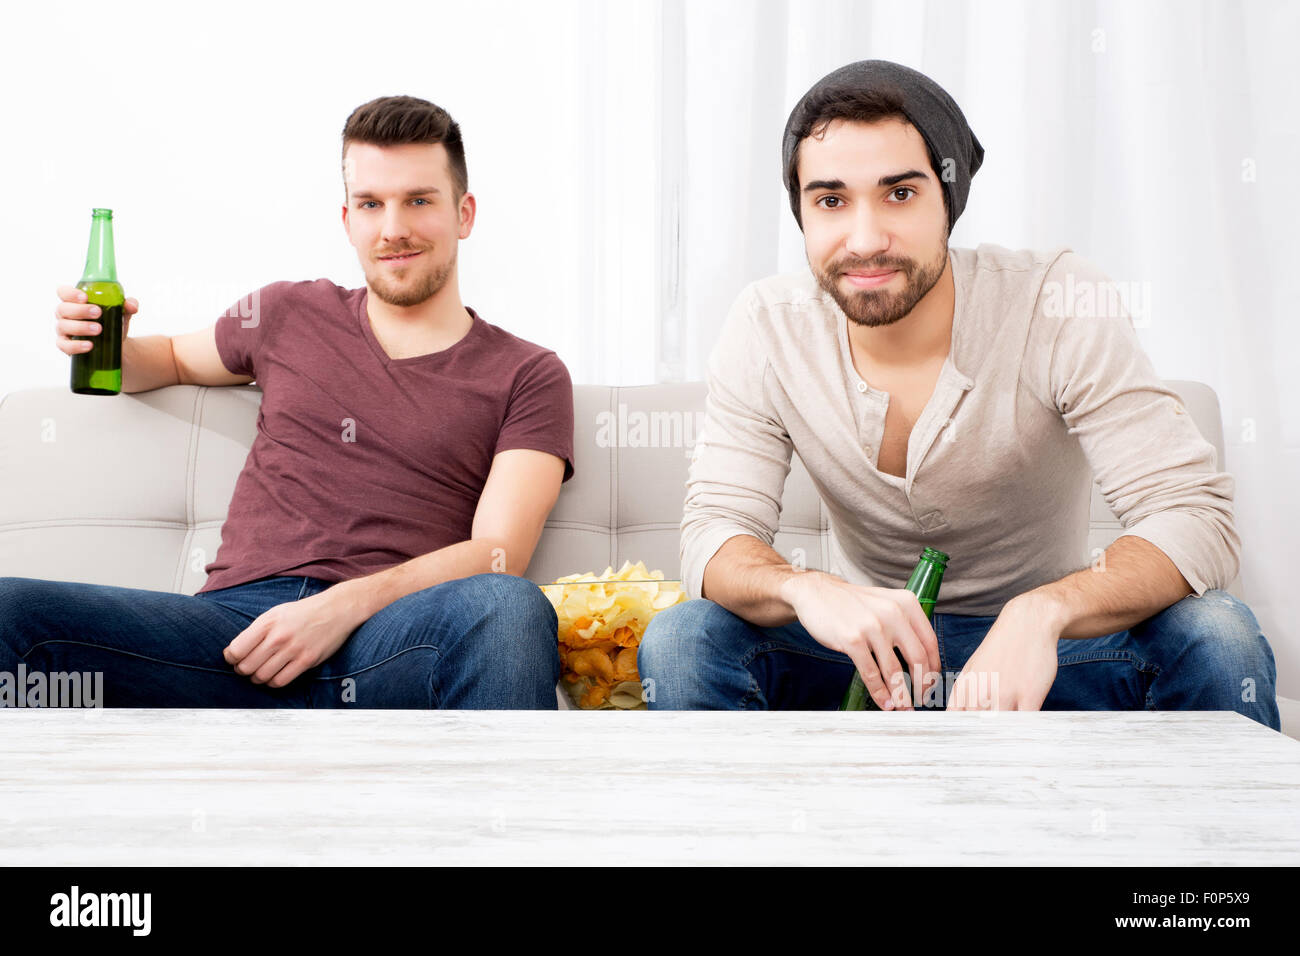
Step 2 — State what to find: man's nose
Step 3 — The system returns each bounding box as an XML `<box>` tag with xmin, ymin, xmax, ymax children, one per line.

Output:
<box><xmin>844</xmin><ymin>206</ymin><xmax>890</xmax><ymax>260</ymax></box>
<box><xmin>380</xmin><ymin>207</ymin><xmax>412</xmax><ymax>243</ymax></box>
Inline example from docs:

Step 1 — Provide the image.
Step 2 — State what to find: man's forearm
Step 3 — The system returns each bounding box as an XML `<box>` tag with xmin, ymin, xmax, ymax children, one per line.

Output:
<box><xmin>122</xmin><ymin>335</ymin><xmax>181</xmax><ymax>393</ymax></box>
<box><xmin>701</xmin><ymin>533</ymin><xmax>836</xmax><ymax>627</ymax></box>
<box><xmin>325</xmin><ymin>538</ymin><xmax>507</xmax><ymax>624</ymax></box>
<box><xmin>1017</xmin><ymin>534</ymin><xmax>1193</xmax><ymax>640</ymax></box>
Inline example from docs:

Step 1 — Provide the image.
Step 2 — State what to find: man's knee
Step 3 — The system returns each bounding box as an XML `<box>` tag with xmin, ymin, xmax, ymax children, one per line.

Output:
<box><xmin>427</xmin><ymin>573</ymin><xmax>558</xmax><ymax>665</ymax></box>
<box><xmin>638</xmin><ymin>599</ymin><xmax>744</xmax><ymax>677</ymax></box>
<box><xmin>457</xmin><ymin>572</ymin><xmax>555</xmax><ymax>628</ymax></box>
<box><xmin>1163</xmin><ymin>591</ymin><xmax>1272</xmax><ymax>661</ymax></box>
<box><xmin>1151</xmin><ymin>590</ymin><xmax>1277</xmax><ymax>703</ymax></box>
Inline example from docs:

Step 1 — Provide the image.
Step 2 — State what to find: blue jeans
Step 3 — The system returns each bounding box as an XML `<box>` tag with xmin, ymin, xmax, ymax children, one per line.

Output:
<box><xmin>638</xmin><ymin>590</ymin><xmax>1281</xmax><ymax>731</ymax></box>
<box><xmin>0</xmin><ymin>573</ymin><xmax>559</xmax><ymax>709</ymax></box>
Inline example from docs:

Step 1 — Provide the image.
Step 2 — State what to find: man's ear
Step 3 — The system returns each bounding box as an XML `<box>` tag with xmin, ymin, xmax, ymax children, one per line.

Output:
<box><xmin>458</xmin><ymin>191</ymin><xmax>477</xmax><ymax>239</ymax></box>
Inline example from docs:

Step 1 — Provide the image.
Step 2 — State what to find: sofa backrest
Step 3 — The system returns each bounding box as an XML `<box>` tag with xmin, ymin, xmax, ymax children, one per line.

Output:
<box><xmin>0</xmin><ymin>381</ymin><xmax>1237</xmax><ymax>596</ymax></box>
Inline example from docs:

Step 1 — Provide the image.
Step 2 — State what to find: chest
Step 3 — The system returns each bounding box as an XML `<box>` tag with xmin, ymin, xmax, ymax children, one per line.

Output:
<box><xmin>257</xmin><ymin>354</ymin><xmax>505</xmax><ymax>484</ymax></box>
<box><xmin>869</xmin><ymin>362</ymin><xmax>946</xmax><ymax>478</ymax></box>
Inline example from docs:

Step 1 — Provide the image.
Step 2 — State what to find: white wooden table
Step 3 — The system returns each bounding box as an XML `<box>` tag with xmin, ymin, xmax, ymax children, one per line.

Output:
<box><xmin>1</xmin><ymin>709</ymin><xmax>1297</xmax><ymax>865</ymax></box>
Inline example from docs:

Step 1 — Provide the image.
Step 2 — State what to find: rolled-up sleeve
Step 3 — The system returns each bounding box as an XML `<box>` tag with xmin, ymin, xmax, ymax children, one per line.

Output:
<box><xmin>1045</xmin><ymin>254</ymin><xmax>1241</xmax><ymax>595</ymax></box>
<box><xmin>680</xmin><ymin>285</ymin><xmax>795</xmax><ymax>600</ymax></box>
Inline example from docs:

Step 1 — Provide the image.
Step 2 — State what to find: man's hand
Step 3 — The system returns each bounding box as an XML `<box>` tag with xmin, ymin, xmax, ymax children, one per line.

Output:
<box><xmin>780</xmin><ymin>571</ymin><xmax>941</xmax><ymax>710</ymax></box>
<box><xmin>222</xmin><ymin>586</ymin><xmax>368</xmax><ymax>689</ymax></box>
<box><xmin>947</xmin><ymin>594</ymin><xmax>1061</xmax><ymax>710</ymax></box>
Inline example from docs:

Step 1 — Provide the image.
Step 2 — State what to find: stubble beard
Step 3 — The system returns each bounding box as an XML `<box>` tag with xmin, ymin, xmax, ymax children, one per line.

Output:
<box><xmin>369</xmin><ymin>247</ymin><xmax>457</xmax><ymax>308</ymax></box>
<box><xmin>815</xmin><ymin>241</ymin><xmax>948</xmax><ymax>328</ymax></box>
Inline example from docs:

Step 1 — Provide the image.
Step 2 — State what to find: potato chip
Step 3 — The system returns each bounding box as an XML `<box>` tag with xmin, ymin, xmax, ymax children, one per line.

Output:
<box><xmin>542</xmin><ymin>562</ymin><xmax>686</xmax><ymax>710</ymax></box>
<box><xmin>608</xmin><ymin>681</ymin><xmax>646</xmax><ymax>709</ymax></box>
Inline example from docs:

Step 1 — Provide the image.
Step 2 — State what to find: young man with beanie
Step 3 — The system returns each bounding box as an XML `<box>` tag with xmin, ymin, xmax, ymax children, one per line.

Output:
<box><xmin>638</xmin><ymin>60</ymin><xmax>1280</xmax><ymax>729</ymax></box>
<box><xmin>2</xmin><ymin>95</ymin><xmax>574</xmax><ymax>709</ymax></box>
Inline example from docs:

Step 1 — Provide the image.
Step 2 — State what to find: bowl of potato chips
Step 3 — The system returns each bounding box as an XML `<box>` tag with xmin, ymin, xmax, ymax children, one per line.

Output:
<box><xmin>540</xmin><ymin>560</ymin><xmax>686</xmax><ymax>710</ymax></box>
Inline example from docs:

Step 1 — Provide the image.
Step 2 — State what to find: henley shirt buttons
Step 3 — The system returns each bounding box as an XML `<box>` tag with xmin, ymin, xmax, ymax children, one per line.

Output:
<box><xmin>857</xmin><ymin>381</ymin><xmax>868</xmax><ymax>393</ymax></box>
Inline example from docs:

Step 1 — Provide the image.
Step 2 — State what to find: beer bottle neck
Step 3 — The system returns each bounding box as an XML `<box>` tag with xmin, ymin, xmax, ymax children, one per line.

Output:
<box><xmin>80</xmin><ymin>212</ymin><xmax>118</xmax><ymax>282</ymax></box>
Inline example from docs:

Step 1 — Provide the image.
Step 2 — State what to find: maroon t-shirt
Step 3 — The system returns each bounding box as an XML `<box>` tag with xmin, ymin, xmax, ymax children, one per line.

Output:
<box><xmin>197</xmin><ymin>278</ymin><xmax>574</xmax><ymax>593</ymax></box>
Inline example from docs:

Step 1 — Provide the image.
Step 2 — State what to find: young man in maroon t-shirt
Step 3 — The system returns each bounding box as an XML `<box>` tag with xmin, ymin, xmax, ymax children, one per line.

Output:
<box><xmin>6</xmin><ymin>96</ymin><xmax>573</xmax><ymax>709</ymax></box>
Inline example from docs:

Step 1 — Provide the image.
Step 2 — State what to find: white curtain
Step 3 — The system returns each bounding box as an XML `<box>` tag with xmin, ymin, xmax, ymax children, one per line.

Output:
<box><xmin>5</xmin><ymin>0</ymin><xmax>663</xmax><ymax>391</ymax></box>
<box><xmin>660</xmin><ymin>0</ymin><xmax>1299</xmax><ymax>697</ymax></box>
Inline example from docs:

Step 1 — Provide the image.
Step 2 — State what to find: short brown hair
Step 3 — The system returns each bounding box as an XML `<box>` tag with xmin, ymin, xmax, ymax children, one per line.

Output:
<box><xmin>784</xmin><ymin>87</ymin><xmax>947</xmax><ymax>228</ymax></box>
<box><xmin>341</xmin><ymin>95</ymin><xmax>468</xmax><ymax>199</ymax></box>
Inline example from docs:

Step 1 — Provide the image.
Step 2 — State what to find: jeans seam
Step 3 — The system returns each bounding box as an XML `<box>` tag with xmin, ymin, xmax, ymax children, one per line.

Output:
<box><xmin>1057</xmin><ymin>650</ymin><xmax>1161</xmax><ymax>673</ymax></box>
<box><xmin>309</xmin><ymin>643</ymin><xmax>441</xmax><ymax>682</ymax></box>
<box><xmin>20</xmin><ymin>639</ymin><xmax>279</xmax><ymax>680</ymax></box>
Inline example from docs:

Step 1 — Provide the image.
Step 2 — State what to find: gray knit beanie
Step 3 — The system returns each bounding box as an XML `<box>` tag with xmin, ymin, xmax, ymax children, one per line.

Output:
<box><xmin>782</xmin><ymin>59</ymin><xmax>984</xmax><ymax>232</ymax></box>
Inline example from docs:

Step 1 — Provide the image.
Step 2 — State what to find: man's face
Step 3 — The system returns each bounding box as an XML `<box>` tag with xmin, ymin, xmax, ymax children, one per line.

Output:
<box><xmin>341</xmin><ymin>142</ymin><xmax>474</xmax><ymax>308</ymax></box>
<box><xmin>798</xmin><ymin>118</ymin><xmax>949</xmax><ymax>329</ymax></box>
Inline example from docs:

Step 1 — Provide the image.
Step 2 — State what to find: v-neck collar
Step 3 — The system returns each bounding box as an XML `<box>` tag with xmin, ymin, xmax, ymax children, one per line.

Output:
<box><xmin>356</xmin><ymin>288</ymin><xmax>481</xmax><ymax>367</ymax></box>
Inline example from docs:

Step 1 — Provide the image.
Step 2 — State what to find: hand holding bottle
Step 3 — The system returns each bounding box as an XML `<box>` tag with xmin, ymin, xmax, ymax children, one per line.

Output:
<box><xmin>781</xmin><ymin>571</ymin><xmax>941</xmax><ymax>710</ymax></box>
<box><xmin>54</xmin><ymin>285</ymin><xmax>138</xmax><ymax>356</ymax></box>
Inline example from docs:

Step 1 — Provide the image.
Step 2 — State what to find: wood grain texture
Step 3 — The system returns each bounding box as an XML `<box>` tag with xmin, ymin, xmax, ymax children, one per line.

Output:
<box><xmin>1</xmin><ymin>709</ymin><xmax>1297</xmax><ymax>865</ymax></box>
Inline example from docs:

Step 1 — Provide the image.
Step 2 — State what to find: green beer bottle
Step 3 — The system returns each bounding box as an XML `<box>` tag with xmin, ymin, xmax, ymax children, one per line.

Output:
<box><xmin>839</xmin><ymin>547</ymin><xmax>948</xmax><ymax>711</ymax></box>
<box><xmin>70</xmin><ymin>208</ymin><xmax>124</xmax><ymax>395</ymax></box>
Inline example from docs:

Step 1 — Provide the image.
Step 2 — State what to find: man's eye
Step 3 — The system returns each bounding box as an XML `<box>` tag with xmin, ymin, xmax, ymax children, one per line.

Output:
<box><xmin>412</xmin><ymin>198</ymin><xmax>429</xmax><ymax>205</ymax></box>
<box><xmin>888</xmin><ymin>187</ymin><xmax>917</xmax><ymax>202</ymax></box>
<box><xmin>817</xmin><ymin>196</ymin><xmax>843</xmax><ymax>209</ymax></box>
<box><xmin>360</xmin><ymin>201</ymin><xmax>378</xmax><ymax>209</ymax></box>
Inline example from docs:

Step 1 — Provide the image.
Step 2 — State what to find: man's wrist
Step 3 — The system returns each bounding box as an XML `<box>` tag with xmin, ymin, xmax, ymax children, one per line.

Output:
<box><xmin>777</xmin><ymin>567</ymin><xmax>833</xmax><ymax>615</ymax></box>
<box><xmin>322</xmin><ymin>576</ymin><xmax>380</xmax><ymax>629</ymax></box>
<box><xmin>1005</xmin><ymin>588</ymin><xmax>1069</xmax><ymax>642</ymax></box>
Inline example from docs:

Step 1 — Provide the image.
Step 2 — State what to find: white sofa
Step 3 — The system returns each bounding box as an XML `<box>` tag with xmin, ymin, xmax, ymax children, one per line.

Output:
<box><xmin>1</xmin><ymin>382</ymin><xmax>1294</xmax><ymax>733</ymax></box>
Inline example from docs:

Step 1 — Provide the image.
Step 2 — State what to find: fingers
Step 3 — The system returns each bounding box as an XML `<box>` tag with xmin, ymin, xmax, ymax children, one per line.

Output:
<box><xmin>251</xmin><ymin>647</ymin><xmax>298</xmax><ymax>686</ymax></box>
<box><xmin>54</xmin><ymin>286</ymin><xmax>135</xmax><ymax>355</ymax></box>
<box><xmin>55</xmin><ymin>286</ymin><xmax>100</xmax><ymax>321</ymax></box>
<box><xmin>864</xmin><ymin>631</ymin><xmax>911</xmax><ymax>710</ymax></box>
<box><xmin>54</xmin><ymin>286</ymin><xmax>103</xmax><ymax>355</ymax></box>
<box><xmin>231</xmin><ymin>633</ymin><xmax>280</xmax><ymax>678</ymax></box>
<box><xmin>884</xmin><ymin>592</ymin><xmax>941</xmax><ymax>704</ymax></box>
<box><xmin>852</xmin><ymin>650</ymin><xmax>892</xmax><ymax>710</ymax></box>
<box><xmin>225</xmin><ymin>614</ymin><xmax>303</xmax><ymax>688</ymax></box>
<box><xmin>224</xmin><ymin>616</ymin><xmax>269</xmax><ymax>667</ymax></box>
<box><xmin>872</xmin><ymin>602</ymin><xmax>928</xmax><ymax>709</ymax></box>
<box><xmin>895</xmin><ymin>590</ymin><xmax>941</xmax><ymax>678</ymax></box>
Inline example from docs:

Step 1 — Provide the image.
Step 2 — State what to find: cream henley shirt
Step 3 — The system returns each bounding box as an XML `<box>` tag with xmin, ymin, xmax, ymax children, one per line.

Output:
<box><xmin>681</xmin><ymin>244</ymin><xmax>1240</xmax><ymax>617</ymax></box>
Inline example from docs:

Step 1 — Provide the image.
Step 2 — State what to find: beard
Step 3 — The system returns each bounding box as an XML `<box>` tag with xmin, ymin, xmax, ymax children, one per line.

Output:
<box><xmin>814</xmin><ymin>241</ymin><xmax>948</xmax><ymax>328</ymax></box>
<box><xmin>367</xmin><ymin>246</ymin><xmax>456</xmax><ymax>308</ymax></box>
